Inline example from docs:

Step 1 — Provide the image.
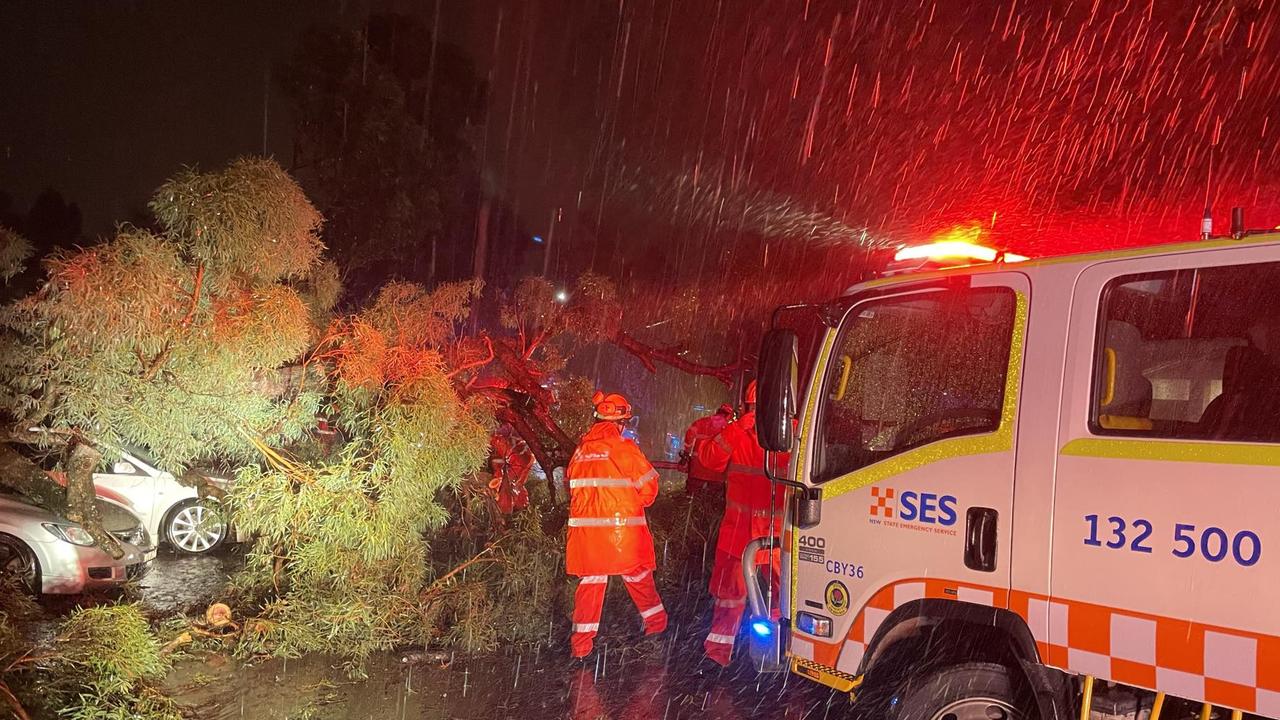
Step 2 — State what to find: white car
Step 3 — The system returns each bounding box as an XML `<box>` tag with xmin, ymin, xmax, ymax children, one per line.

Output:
<box><xmin>92</xmin><ymin>448</ymin><xmax>231</xmax><ymax>555</ymax></box>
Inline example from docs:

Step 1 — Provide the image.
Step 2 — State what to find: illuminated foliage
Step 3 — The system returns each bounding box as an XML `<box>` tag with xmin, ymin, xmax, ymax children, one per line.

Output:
<box><xmin>228</xmin><ymin>280</ymin><xmax>490</xmax><ymax>667</ymax></box>
<box><xmin>0</xmin><ymin>227</ymin><xmax>32</xmax><ymax>284</ymax></box>
<box><xmin>2</xmin><ymin>602</ymin><xmax>180</xmax><ymax>720</ymax></box>
<box><xmin>0</xmin><ymin>158</ymin><xmax>329</xmax><ymax>555</ymax></box>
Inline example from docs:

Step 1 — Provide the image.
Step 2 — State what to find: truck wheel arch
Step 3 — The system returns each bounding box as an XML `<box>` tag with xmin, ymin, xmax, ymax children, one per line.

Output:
<box><xmin>860</xmin><ymin>598</ymin><xmax>1041</xmax><ymax>675</ymax></box>
<box><xmin>859</xmin><ymin>599</ymin><xmax>1072</xmax><ymax>720</ymax></box>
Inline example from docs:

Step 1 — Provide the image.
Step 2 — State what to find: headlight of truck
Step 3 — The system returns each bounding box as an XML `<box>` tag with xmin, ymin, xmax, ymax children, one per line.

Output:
<box><xmin>795</xmin><ymin>611</ymin><xmax>833</xmax><ymax>638</ymax></box>
<box><xmin>42</xmin><ymin>523</ymin><xmax>96</xmax><ymax>546</ymax></box>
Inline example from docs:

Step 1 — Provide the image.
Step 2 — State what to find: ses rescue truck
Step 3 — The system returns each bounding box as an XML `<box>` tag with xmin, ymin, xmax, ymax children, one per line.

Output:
<box><xmin>746</xmin><ymin>229</ymin><xmax>1280</xmax><ymax>720</ymax></box>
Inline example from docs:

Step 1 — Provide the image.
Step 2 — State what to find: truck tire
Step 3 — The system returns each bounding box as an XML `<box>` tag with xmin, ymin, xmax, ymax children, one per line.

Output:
<box><xmin>892</xmin><ymin>662</ymin><xmax>1031</xmax><ymax>720</ymax></box>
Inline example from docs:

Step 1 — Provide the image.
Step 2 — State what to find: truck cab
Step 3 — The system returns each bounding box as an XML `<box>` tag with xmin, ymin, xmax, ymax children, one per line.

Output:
<box><xmin>751</xmin><ymin>232</ymin><xmax>1280</xmax><ymax>720</ymax></box>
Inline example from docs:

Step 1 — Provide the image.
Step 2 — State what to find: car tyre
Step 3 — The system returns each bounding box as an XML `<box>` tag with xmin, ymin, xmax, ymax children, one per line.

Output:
<box><xmin>164</xmin><ymin>498</ymin><xmax>227</xmax><ymax>555</ymax></box>
<box><xmin>891</xmin><ymin>662</ymin><xmax>1031</xmax><ymax>720</ymax></box>
<box><xmin>0</xmin><ymin>533</ymin><xmax>40</xmax><ymax>595</ymax></box>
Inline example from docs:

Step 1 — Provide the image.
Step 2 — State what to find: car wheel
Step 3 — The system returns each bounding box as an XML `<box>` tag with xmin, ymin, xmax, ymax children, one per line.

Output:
<box><xmin>164</xmin><ymin>499</ymin><xmax>227</xmax><ymax>554</ymax></box>
<box><xmin>892</xmin><ymin>662</ymin><xmax>1030</xmax><ymax>720</ymax></box>
<box><xmin>0</xmin><ymin>533</ymin><xmax>40</xmax><ymax>595</ymax></box>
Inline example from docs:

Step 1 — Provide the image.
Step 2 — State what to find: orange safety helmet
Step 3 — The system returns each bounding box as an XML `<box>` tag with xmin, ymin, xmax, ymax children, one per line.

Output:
<box><xmin>593</xmin><ymin>391</ymin><xmax>633</xmax><ymax>421</ymax></box>
<box><xmin>744</xmin><ymin>380</ymin><xmax>758</xmax><ymax>405</ymax></box>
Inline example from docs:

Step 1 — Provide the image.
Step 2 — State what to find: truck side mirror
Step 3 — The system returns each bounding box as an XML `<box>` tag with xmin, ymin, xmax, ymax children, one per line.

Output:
<box><xmin>757</xmin><ymin>329</ymin><xmax>799</xmax><ymax>452</ymax></box>
<box><xmin>795</xmin><ymin>486</ymin><xmax>822</xmax><ymax>529</ymax></box>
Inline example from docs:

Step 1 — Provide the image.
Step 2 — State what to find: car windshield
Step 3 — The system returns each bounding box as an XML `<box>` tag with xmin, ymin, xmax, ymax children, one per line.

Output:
<box><xmin>120</xmin><ymin>444</ymin><xmax>161</xmax><ymax>469</ymax></box>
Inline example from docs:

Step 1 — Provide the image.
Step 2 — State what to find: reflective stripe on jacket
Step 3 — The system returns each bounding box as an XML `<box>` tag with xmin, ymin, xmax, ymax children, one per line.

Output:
<box><xmin>565</xmin><ymin>421</ymin><xmax>660</xmax><ymax>576</ymax></box>
<box><xmin>696</xmin><ymin>411</ymin><xmax>787</xmax><ymax>557</ymax></box>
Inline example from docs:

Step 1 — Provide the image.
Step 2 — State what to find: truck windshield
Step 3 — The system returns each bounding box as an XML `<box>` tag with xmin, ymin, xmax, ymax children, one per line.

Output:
<box><xmin>812</xmin><ymin>286</ymin><xmax>1016</xmax><ymax>483</ymax></box>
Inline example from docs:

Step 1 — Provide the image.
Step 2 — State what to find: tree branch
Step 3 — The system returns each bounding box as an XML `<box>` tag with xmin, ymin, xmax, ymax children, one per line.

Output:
<box><xmin>496</xmin><ymin>407</ymin><xmax>562</xmax><ymax>502</ymax></box>
<box><xmin>180</xmin><ymin>263</ymin><xmax>205</xmax><ymax>328</ymax></box>
<box><xmin>0</xmin><ymin>443</ymin><xmax>69</xmax><ymax>515</ymax></box>
<box><xmin>0</xmin><ymin>680</ymin><xmax>31</xmax><ymax>720</ymax></box>
<box><xmin>611</xmin><ymin>331</ymin><xmax>744</xmax><ymax>386</ymax></box>
<box><xmin>445</xmin><ymin>336</ymin><xmax>494</xmax><ymax>379</ymax></box>
<box><xmin>491</xmin><ymin>339</ymin><xmax>554</xmax><ymax>404</ymax></box>
<box><xmin>140</xmin><ymin>341</ymin><xmax>173</xmax><ymax>382</ymax></box>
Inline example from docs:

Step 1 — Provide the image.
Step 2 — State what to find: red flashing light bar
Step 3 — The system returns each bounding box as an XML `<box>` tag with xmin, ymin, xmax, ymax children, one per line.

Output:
<box><xmin>893</xmin><ymin>241</ymin><xmax>1028</xmax><ymax>264</ymax></box>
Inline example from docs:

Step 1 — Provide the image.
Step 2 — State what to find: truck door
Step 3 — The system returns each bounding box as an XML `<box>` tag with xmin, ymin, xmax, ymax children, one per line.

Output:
<box><xmin>787</xmin><ymin>273</ymin><xmax>1029</xmax><ymax>675</ymax></box>
<box><xmin>1050</xmin><ymin>249</ymin><xmax>1280</xmax><ymax>715</ymax></box>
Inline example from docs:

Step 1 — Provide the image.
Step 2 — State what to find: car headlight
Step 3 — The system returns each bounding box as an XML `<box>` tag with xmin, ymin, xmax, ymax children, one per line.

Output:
<box><xmin>111</xmin><ymin>526</ymin><xmax>148</xmax><ymax>548</ymax></box>
<box><xmin>42</xmin><ymin>523</ymin><xmax>96</xmax><ymax>546</ymax></box>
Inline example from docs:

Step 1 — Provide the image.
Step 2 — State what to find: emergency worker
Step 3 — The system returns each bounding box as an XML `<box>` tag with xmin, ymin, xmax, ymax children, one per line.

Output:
<box><xmin>489</xmin><ymin>425</ymin><xmax>533</xmax><ymax>514</ymax></box>
<box><xmin>696</xmin><ymin>380</ymin><xmax>786</xmax><ymax>666</ymax></box>
<box><xmin>681</xmin><ymin>403</ymin><xmax>734</xmax><ymax>495</ymax></box>
<box><xmin>564</xmin><ymin>391</ymin><xmax>668</xmax><ymax>658</ymax></box>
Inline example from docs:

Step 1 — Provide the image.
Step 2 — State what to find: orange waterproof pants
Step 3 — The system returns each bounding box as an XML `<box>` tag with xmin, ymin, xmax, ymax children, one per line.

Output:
<box><xmin>570</xmin><ymin>569</ymin><xmax>667</xmax><ymax>657</ymax></box>
<box><xmin>704</xmin><ymin>550</ymin><xmax>780</xmax><ymax>666</ymax></box>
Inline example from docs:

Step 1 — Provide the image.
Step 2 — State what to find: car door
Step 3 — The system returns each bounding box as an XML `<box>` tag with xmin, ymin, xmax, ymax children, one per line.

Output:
<box><xmin>1050</xmin><ymin>247</ymin><xmax>1280</xmax><ymax>715</ymax></box>
<box><xmin>787</xmin><ymin>272</ymin><xmax>1029</xmax><ymax>674</ymax></box>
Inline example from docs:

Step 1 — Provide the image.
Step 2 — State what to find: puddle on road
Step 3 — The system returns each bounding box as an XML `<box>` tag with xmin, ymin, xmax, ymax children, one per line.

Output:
<box><xmin>164</xmin><ymin>639</ymin><xmax>848</xmax><ymax>720</ymax></box>
<box><xmin>138</xmin><ymin>546</ymin><xmax>244</xmax><ymax>616</ymax></box>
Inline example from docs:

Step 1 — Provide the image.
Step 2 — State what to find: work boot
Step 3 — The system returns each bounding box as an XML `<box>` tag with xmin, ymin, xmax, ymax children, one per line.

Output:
<box><xmin>695</xmin><ymin>654</ymin><xmax>730</xmax><ymax>677</ymax></box>
<box><xmin>565</xmin><ymin>652</ymin><xmax>591</xmax><ymax>673</ymax></box>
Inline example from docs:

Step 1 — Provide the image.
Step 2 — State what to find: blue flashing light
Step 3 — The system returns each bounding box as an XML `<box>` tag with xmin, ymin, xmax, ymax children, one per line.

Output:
<box><xmin>751</xmin><ymin>620</ymin><xmax>773</xmax><ymax>638</ymax></box>
<box><xmin>532</xmin><ymin>235</ymin><xmax>545</xmax><ymax>244</ymax></box>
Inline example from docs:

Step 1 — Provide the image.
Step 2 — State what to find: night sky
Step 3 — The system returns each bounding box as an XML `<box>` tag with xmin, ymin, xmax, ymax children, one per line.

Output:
<box><xmin>4</xmin><ymin>1</ymin><xmax>1280</xmax><ymax>259</ymax></box>
<box><xmin>0</xmin><ymin>1</ymin><xmax>355</xmax><ymax>236</ymax></box>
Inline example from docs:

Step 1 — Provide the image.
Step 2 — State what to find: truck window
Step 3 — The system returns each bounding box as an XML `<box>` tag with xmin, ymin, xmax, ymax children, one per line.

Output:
<box><xmin>1092</xmin><ymin>261</ymin><xmax>1280</xmax><ymax>442</ymax></box>
<box><xmin>813</xmin><ymin>287</ymin><xmax>1016</xmax><ymax>483</ymax></box>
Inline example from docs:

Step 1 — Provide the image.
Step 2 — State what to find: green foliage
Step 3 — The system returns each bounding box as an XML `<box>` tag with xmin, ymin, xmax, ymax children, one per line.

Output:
<box><xmin>0</xmin><ymin>226</ymin><xmax>33</xmax><ymax>283</ymax></box>
<box><xmin>0</xmin><ymin>158</ymin><xmax>330</xmax><ymax>480</ymax></box>
<box><xmin>431</xmin><ymin>502</ymin><xmax>567</xmax><ymax>652</ymax></box>
<box><xmin>149</xmin><ymin>157</ymin><xmax>323</xmax><ymax>284</ymax></box>
<box><xmin>296</xmin><ymin>259</ymin><xmax>343</xmax><ymax>331</ymax></box>
<box><xmin>562</xmin><ymin>272</ymin><xmax>620</xmax><ymax>342</ymax></box>
<box><xmin>57</xmin><ymin>604</ymin><xmax>171</xmax><ymax>693</ymax></box>
<box><xmin>0</xmin><ymin>603</ymin><xmax>180</xmax><ymax>720</ymax></box>
<box><xmin>361</xmin><ymin>279</ymin><xmax>482</xmax><ymax>349</ymax></box>
<box><xmin>501</xmin><ymin>273</ymin><xmax>620</xmax><ymax>348</ymax></box>
<box><xmin>228</xmin><ymin>284</ymin><xmax>491</xmax><ymax>666</ymax></box>
<box><xmin>551</xmin><ymin>376</ymin><xmax>596</xmax><ymax>441</ymax></box>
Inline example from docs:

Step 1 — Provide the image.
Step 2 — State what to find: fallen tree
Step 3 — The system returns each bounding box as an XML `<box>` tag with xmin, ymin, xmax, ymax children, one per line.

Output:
<box><xmin>0</xmin><ymin>158</ymin><xmax>337</xmax><ymax>554</ymax></box>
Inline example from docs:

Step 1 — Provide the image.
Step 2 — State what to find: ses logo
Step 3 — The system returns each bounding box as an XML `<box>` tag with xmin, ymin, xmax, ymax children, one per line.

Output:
<box><xmin>869</xmin><ymin>486</ymin><xmax>959</xmax><ymax>534</ymax></box>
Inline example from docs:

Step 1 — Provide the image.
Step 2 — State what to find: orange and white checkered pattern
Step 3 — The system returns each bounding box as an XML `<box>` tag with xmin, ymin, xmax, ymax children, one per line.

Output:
<box><xmin>793</xmin><ymin>578</ymin><xmax>1008</xmax><ymax>675</ymax></box>
<box><xmin>1009</xmin><ymin>592</ymin><xmax>1280</xmax><ymax>715</ymax></box>
<box><xmin>790</xmin><ymin>578</ymin><xmax>1280</xmax><ymax>715</ymax></box>
<box><xmin>869</xmin><ymin>487</ymin><xmax>896</xmax><ymax>517</ymax></box>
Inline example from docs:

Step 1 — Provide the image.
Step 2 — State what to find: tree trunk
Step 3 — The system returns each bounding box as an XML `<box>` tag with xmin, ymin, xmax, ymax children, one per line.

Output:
<box><xmin>63</xmin><ymin>441</ymin><xmax>123</xmax><ymax>559</ymax></box>
<box><xmin>0</xmin><ymin>443</ymin><xmax>68</xmax><ymax>514</ymax></box>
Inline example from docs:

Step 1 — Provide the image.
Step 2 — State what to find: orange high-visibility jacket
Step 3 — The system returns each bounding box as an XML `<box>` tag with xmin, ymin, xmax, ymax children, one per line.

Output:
<box><xmin>565</xmin><ymin>421</ymin><xmax>660</xmax><ymax>576</ymax></box>
<box><xmin>683</xmin><ymin>413</ymin><xmax>730</xmax><ymax>483</ymax></box>
<box><xmin>697</xmin><ymin>411</ymin><xmax>787</xmax><ymax>558</ymax></box>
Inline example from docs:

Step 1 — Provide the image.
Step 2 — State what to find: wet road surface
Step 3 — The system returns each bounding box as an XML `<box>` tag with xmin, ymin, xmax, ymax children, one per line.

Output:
<box><xmin>132</xmin><ymin>549</ymin><xmax>854</xmax><ymax>719</ymax></box>
<box><xmin>163</xmin><ymin>634</ymin><xmax>851</xmax><ymax>720</ymax></box>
